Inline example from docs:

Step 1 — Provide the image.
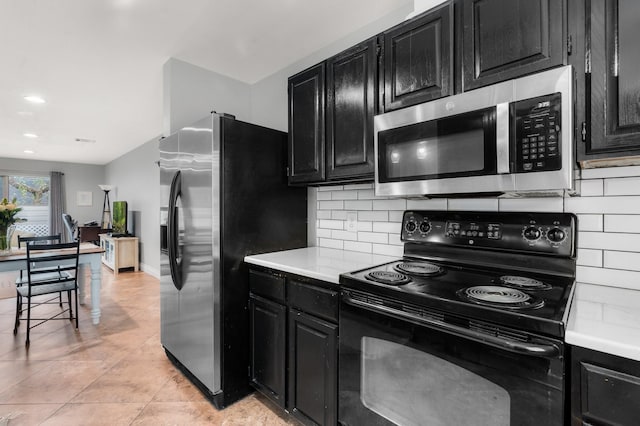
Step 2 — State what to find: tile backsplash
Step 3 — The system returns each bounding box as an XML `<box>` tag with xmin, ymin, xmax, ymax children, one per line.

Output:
<box><xmin>310</xmin><ymin>165</ymin><xmax>640</xmax><ymax>291</ymax></box>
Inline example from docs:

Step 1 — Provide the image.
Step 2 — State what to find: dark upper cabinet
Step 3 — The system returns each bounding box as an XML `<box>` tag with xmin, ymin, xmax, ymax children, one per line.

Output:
<box><xmin>249</xmin><ymin>295</ymin><xmax>287</xmax><ymax>408</ymax></box>
<box><xmin>326</xmin><ymin>38</ymin><xmax>377</xmax><ymax>180</ymax></box>
<box><xmin>288</xmin><ymin>309</ymin><xmax>338</xmax><ymax>426</ymax></box>
<box><xmin>579</xmin><ymin>0</ymin><xmax>640</xmax><ymax>162</ymax></box>
<box><xmin>288</xmin><ymin>63</ymin><xmax>325</xmax><ymax>184</ymax></box>
<box><xmin>382</xmin><ymin>2</ymin><xmax>453</xmax><ymax>111</ymax></box>
<box><xmin>461</xmin><ymin>0</ymin><xmax>565</xmax><ymax>91</ymax></box>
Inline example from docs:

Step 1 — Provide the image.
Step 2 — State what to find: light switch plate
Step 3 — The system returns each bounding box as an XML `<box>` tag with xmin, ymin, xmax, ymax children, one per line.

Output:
<box><xmin>346</xmin><ymin>211</ymin><xmax>357</xmax><ymax>232</ymax></box>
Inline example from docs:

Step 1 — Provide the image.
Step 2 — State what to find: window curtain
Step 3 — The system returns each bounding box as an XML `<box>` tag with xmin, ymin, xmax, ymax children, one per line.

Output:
<box><xmin>49</xmin><ymin>171</ymin><xmax>66</xmax><ymax>241</ymax></box>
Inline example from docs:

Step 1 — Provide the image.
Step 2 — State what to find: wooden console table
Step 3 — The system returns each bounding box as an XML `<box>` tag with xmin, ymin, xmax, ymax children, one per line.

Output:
<box><xmin>99</xmin><ymin>235</ymin><xmax>139</xmax><ymax>276</ymax></box>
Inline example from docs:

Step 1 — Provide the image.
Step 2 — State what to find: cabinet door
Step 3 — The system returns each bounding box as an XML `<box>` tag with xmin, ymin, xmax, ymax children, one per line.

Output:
<box><xmin>383</xmin><ymin>3</ymin><xmax>453</xmax><ymax>111</ymax></box>
<box><xmin>288</xmin><ymin>309</ymin><xmax>338</xmax><ymax>426</ymax></box>
<box><xmin>571</xmin><ymin>346</ymin><xmax>640</xmax><ymax>425</ymax></box>
<box><xmin>326</xmin><ymin>38</ymin><xmax>377</xmax><ymax>180</ymax></box>
<box><xmin>582</xmin><ymin>0</ymin><xmax>640</xmax><ymax>159</ymax></box>
<box><xmin>288</xmin><ymin>63</ymin><xmax>325</xmax><ymax>184</ymax></box>
<box><xmin>249</xmin><ymin>295</ymin><xmax>287</xmax><ymax>408</ymax></box>
<box><xmin>461</xmin><ymin>0</ymin><xmax>564</xmax><ymax>91</ymax></box>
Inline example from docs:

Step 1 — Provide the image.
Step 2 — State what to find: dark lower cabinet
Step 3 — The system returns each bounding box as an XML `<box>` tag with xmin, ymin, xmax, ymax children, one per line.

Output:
<box><xmin>249</xmin><ymin>266</ymin><xmax>339</xmax><ymax>425</ymax></box>
<box><xmin>288</xmin><ymin>309</ymin><xmax>338</xmax><ymax>426</ymax></box>
<box><xmin>578</xmin><ymin>0</ymin><xmax>640</xmax><ymax>162</ymax></box>
<box><xmin>249</xmin><ymin>295</ymin><xmax>287</xmax><ymax>408</ymax></box>
<box><xmin>571</xmin><ymin>345</ymin><xmax>640</xmax><ymax>425</ymax></box>
<box><xmin>460</xmin><ymin>0</ymin><xmax>565</xmax><ymax>91</ymax></box>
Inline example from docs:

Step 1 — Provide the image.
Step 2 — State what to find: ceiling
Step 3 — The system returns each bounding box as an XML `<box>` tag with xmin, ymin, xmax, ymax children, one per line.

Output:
<box><xmin>0</xmin><ymin>0</ymin><xmax>413</xmax><ymax>166</ymax></box>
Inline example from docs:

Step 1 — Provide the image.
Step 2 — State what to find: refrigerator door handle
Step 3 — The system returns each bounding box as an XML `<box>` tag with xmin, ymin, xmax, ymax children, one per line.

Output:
<box><xmin>168</xmin><ymin>170</ymin><xmax>183</xmax><ymax>290</ymax></box>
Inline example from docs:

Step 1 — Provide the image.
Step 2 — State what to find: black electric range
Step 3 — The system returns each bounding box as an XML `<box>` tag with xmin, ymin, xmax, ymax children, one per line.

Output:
<box><xmin>340</xmin><ymin>210</ymin><xmax>577</xmax><ymax>338</ymax></box>
<box><xmin>338</xmin><ymin>210</ymin><xmax>577</xmax><ymax>426</ymax></box>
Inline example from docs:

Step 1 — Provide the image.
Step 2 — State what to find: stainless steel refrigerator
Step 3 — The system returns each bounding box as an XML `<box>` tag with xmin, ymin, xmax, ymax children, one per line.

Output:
<box><xmin>159</xmin><ymin>112</ymin><xmax>306</xmax><ymax>408</ymax></box>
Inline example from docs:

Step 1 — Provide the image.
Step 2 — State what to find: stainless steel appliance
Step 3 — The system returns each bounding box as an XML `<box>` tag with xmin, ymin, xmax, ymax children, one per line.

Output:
<box><xmin>374</xmin><ymin>65</ymin><xmax>575</xmax><ymax>197</ymax></box>
<box><xmin>339</xmin><ymin>210</ymin><xmax>576</xmax><ymax>425</ymax></box>
<box><xmin>159</xmin><ymin>113</ymin><xmax>307</xmax><ymax>409</ymax></box>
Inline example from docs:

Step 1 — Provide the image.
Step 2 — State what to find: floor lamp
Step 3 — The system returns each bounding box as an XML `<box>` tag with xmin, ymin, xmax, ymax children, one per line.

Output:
<box><xmin>99</xmin><ymin>185</ymin><xmax>114</xmax><ymax>230</ymax></box>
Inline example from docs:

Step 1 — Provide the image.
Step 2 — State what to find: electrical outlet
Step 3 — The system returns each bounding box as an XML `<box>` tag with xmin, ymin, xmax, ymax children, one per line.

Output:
<box><xmin>346</xmin><ymin>211</ymin><xmax>357</xmax><ymax>232</ymax></box>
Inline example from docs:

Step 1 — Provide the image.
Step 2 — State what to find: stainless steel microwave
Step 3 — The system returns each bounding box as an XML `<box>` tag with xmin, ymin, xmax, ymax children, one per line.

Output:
<box><xmin>374</xmin><ymin>65</ymin><xmax>576</xmax><ymax>197</ymax></box>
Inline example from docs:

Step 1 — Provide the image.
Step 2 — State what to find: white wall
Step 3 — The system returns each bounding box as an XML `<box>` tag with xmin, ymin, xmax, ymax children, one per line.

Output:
<box><xmin>104</xmin><ymin>137</ymin><xmax>160</xmax><ymax>277</ymax></box>
<box><xmin>163</xmin><ymin>58</ymin><xmax>252</xmax><ymax>135</ymax></box>
<box><xmin>0</xmin><ymin>157</ymin><xmax>105</xmax><ymax>225</ymax></box>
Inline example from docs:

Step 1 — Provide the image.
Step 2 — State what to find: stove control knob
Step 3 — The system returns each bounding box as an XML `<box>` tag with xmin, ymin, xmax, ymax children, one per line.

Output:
<box><xmin>405</xmin><ymin>220</ymin><xmax>417</xmax><ymax>233</ymax></box>
<box><xmin>419</xmin><ymin>221</ymin><xmax>431</xmax><ymax>234</ymax></box>
<box><xmin>523</xmin><ymin>226</ymin><xmax>541</xmax><ymax>241</ymax></box>
<box><xmin>547</xmin><ymin>227</ymin><xmax>566</xmax><ymax>243</ymax></box>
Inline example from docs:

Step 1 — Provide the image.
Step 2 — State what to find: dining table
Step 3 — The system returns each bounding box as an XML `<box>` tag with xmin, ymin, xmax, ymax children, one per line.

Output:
<box><xmin>0</xmin><ymin>242</ymin><xmax>105</xmax><ymax>324</ymax></box>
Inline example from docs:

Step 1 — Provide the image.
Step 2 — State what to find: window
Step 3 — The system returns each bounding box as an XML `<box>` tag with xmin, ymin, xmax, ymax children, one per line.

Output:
<box><xmin>0</xmin><ymin>174</ymin><xmax>50</xmax><ymax>236</ymax></box>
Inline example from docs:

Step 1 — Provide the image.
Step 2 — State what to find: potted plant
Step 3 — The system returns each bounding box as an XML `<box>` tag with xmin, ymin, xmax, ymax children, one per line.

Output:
<box><xmin>0</xmin><ymin>197</ymin><xmax>26</xmax><ymax>254</ymax></box>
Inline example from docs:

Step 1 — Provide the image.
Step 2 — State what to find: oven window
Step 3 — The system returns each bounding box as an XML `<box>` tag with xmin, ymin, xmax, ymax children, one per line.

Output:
<box><xmin>361</xmin><ymin>337</ymin><xmax>510</xmax><ymax>426</ymax></box>
<box><xmin>377</xmin><ymin>107</ymin><xmax>497</xmax><ymax>182</ymax></box>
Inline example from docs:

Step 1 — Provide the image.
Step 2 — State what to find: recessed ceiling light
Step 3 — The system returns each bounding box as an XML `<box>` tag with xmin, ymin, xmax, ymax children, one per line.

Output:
<box><xmin>24</xmin><ymin>149</ymin><xmax>34</xmax><ymax>154</ymax></box>
<box><xmin>23</xmin><ymin>133</ymin><xmax>38</xmax><ymax>138</ymax></box>
<box><xmin>24</xmin><ymin>95</ymin><xmax>46</xmax><ymax>104</ymax></box>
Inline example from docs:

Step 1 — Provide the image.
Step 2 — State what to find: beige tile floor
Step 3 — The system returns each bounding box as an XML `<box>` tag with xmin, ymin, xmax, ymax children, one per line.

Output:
<box><xmin>0</xmin><ymin>268</ymin><xmax>296</xmax><ymax>425</ymax></box>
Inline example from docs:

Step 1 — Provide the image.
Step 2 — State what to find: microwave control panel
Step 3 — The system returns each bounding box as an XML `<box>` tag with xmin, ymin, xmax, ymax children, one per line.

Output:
<box><xmin>512</xmin><ymin>93</ymin><xmax>562</xmax><ymax>173</ymax></box>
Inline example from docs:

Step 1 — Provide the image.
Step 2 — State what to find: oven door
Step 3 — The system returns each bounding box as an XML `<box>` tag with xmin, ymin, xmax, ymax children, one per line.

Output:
<box><xmin>339</xmin><ymin>290</ymin><xmax>565</xmax><ymax>426</ymax></box>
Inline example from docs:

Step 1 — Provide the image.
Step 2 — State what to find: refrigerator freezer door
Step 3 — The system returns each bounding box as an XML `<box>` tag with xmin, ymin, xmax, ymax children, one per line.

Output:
<box><xmin>160</xmin><ymin>131</ymin><xmax>182</xmax><ymax>360</ymax></box>
<box><xmin>173</xmin><ymin>115</ymin><xmax>221</xmax><ymax>394</ymax></box>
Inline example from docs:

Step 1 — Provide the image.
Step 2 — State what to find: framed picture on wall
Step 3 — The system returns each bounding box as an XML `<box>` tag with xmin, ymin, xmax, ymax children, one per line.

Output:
<box><xmin>77</xmin><ymin>191</ymin><xmax>93</xmax><ymax>207</ymax></box>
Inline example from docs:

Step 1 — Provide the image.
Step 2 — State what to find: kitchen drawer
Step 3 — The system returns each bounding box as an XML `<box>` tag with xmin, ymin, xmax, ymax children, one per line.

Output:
<box><xmin>249</xmin><ymin>269</ymin><xmax>286</xmax><ymax>303</ymax></box>
<box><xmin>288</xmin><ymin>280</ymin><xmax>338</xmax><ymax>323</ymax></box>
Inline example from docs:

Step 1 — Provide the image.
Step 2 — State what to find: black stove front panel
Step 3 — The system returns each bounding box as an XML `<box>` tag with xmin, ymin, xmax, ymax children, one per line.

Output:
<box><xmin>401</xmin><ymin>210</ymin><xmax>576</xmax><ymax>257</ymax></box>
<box><xmin>341</xmin><ymin>259</ymin><xmax>575</xmax><ymax>338</ymax></box>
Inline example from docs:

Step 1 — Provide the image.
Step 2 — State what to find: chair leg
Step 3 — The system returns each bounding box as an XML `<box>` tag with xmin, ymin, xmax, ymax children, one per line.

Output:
<box><xmin>67</xmin><ymin>290</ymin><xmax>73</xmax><ymax>321</ymax></box>
<box><xmin>74</xmin><ymin>288</ymin><xmax>79</xmax><ymax>329</ymax></box>
<box><xmin>59</xmin><ymin>292</ymin><xmax>62</xmax><ymax>307</ymax></box>
<box><xmin>25</xmin><ymin>297</ymin><xmax>31</xmax><ymax>347</ymax></box>
<box><xmin>13</xmin><ymin>293</ymin><xmax>20</xmax><ymax>335</ymax></box>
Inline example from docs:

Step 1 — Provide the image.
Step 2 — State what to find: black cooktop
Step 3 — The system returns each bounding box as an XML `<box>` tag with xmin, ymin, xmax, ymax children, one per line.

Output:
<box><xmin>342</xmin><ymin>258</ymin><xmax>574</xmax><ymax>337</ymax></box>
<box><xmin>339</xmin><ymin>211</ymin><xmax>578</xmax><ymax>338</ymax></box>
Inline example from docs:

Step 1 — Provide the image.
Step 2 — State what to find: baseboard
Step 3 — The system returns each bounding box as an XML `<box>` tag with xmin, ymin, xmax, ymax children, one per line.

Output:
<box><xmin>140</xmin><ymin>263</ymin><xmax>160</xmax><ymax>279</ymax></box>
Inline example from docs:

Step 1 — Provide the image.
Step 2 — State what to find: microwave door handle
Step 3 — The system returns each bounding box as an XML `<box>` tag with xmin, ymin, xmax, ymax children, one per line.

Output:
<box><xmin>496</xmin><ymin>102</ymin><xmax>510</xmax><ymax>174</ymax></box>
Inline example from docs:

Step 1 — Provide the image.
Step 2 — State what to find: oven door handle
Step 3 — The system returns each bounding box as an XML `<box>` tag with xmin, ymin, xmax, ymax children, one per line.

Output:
<box><xmin>342</xmin><ymin>295</ymin><xmax>560</xmax><ymax>358</ymax></box>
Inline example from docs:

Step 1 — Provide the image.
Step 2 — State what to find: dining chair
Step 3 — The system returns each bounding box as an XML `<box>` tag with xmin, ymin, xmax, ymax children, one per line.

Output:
<box><xmin>13</xmin><ymin>240</ymin><xmax>81</xmax><ymax>346</ymax></box>
<box><xmin>15</xmin><ymin>235</ymin><xmax>65</xmax><ymax>316</ymax></box>
<box><xmin>62</xmin><ymin>213</ymin><xmax>77</xmax><ymax>242</ymax></box>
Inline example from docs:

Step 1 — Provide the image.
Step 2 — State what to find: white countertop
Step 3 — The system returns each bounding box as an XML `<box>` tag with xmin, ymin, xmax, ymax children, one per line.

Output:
<box><xmin>246</xmin><ymin>249</ymin><xmax>640</xmax><ymax>362</ymax></box>
<box><xmin>566</xmin><ymin>282</ymin><xmax>640</xmax><ymax>361</ymax></box>
<box><xmin>244</xmin><ymin>247</ymin><xmax>397</xmax><ymax>284</ymax></box>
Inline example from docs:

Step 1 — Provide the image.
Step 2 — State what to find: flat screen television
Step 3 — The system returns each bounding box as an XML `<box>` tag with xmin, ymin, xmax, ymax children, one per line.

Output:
<box><xmin>112</xmin><ymin>201</ymin><xmax>128</xmax><ymax>237</ymax></box>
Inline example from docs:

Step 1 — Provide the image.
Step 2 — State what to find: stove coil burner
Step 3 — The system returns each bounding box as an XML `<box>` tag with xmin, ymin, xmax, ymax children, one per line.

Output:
<box><xmin>366</xmin><ymin>270</ymin><xmax>411</xmax><ymax>286</ymax></box>
<box><xmin>394</xmin><ymin>262</ymin><xmax>444</xmax><ymax>277</ymax></box>
<box><xmin>459</xmin><ymin>285</ymin><xmax>544</xmax><ymax>310</ymax></box>
<box><xmin>499</xmin><ymin>275</ymin><xmax>551</xmax><ymax>290</ymax></box>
